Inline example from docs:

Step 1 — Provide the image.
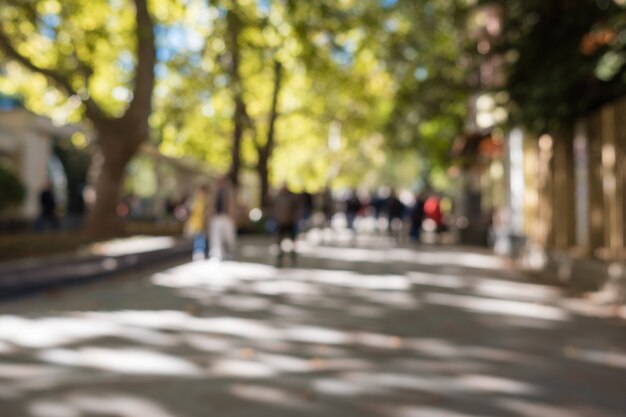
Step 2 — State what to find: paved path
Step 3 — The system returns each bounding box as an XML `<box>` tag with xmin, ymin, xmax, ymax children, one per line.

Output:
<box><xmin>1</xmin><ymin>236</ymin><xmax>625</xmax><ymax>417</ymax></box>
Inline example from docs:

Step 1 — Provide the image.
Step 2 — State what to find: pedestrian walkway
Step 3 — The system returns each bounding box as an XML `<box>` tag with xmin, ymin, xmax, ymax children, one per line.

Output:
<box><xmin>0</xmin><ymin>236</ymin><xmax>624</xmax><ymax>417</ymax></box>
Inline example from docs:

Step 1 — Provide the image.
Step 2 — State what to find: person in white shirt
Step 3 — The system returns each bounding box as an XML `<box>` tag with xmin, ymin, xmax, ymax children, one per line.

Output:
<box><xmin>208</xmin><ymin>175</ymin><xmax>237</xmax><ymax>260</ymax></box>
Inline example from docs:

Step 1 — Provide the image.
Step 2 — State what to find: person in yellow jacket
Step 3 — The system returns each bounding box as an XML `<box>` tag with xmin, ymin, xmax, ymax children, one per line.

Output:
<box><xmin>185</xmin><ymin>185</ymin><xmax>210</xmax><ymax>260</ymax></box>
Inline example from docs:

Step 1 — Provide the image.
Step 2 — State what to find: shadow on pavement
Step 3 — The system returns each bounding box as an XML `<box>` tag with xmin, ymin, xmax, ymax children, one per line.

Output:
<box><xmin>0</xmin><ymin>237</ymin><xmax>624</xmax><ymax>417</ymax></box>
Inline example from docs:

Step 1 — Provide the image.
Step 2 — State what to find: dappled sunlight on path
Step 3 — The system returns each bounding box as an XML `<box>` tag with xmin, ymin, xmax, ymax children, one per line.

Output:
<box><xmin>0</xmin><ymin>237</ymin><xmax>624</xmax><ymax>417</ymax></box>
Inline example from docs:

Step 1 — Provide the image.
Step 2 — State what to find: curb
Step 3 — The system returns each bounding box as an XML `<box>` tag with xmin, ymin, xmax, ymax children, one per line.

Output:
<box><xmin>0</xmin><ymin>238</ymin><xmax>192</xmax><ymax>300</ymax></box>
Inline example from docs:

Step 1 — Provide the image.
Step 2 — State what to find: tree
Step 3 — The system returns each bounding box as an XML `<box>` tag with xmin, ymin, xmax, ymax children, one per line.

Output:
<box><xmin>373</xmin><ymin>0</ymin><xmax>470</xmax><ymax>169</ymax></box>
<box><xmin>153</xmin><ymin>0</ymin><xmax>472</xmax><ymax>201</ymax></box>
<box><xmin>484</xmin><ymin>0</ymin><xmax>626</xmax><ymax>133</ymax></box>
<box><xmin>224</xmin><ymin>6</ymin><xmax>253</xmax><ymax>188</ymax></box>
<box><xmin>284</xmin><ymin>0</ymin><xmax>470</xmax><ymax>187</ymax></box>
<box><xmin>0</xmin><ymin>0</ymin><xmax>156</xmax><ymax>235</ymax></box>
<box><xmin>256</xmin><ymin>59</ymin><xmax>282</xmax><ymax>208</ymax></box>
<box><xmin>152</xmin><ymin>0</ymin><xmax>262</xmax><ymax>192</ymax></box>
<box><xmin>153</xmin><ymin>0</ymin><xmax>325</xmax><ymax>202</ymax></box>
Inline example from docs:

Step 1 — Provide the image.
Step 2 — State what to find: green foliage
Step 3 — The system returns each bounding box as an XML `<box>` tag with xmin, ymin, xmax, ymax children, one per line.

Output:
<box><xmin>0</xmin><ymin>0</ymin><xmax>138</xmax><ymax>122</ymax></box>
<box><xmin>265</xmin><ymin>0</ymin><xmax>468</xmax><ymax>185</ymax></box>
<box><xmin>0</xmin><ymin>158</ymin><xmax>25</xmax><ymax>212</ymax></box>
<box><xmin>485</xmin><ymin>0</ymin><xmax>626</xmax><ymax>133</ymax></box>
<box><xmin>372</xmin><ymin>0</ymin><xmax>470</xmax><ymax>167</ymax></box>
<box><xmin>2</xmin><ymin>0</ymin><xmax>474</xmax><ymax>200</ymax></box>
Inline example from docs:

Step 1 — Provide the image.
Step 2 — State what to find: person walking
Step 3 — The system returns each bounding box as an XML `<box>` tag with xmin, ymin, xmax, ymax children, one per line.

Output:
<box><xmin>272</xmin><ymin>184</ymin><xmax>300</xmax><ymax>267</ymax></box>
<box><xmin>299</xmin><ymin>191</ymin><xmax>314</xmax><ymax>232</ymax></box>
<box><xmin>209</xmin><ymin>175</ymin><xmax>237</xmax><ymax>261</ymax></box>
<box><xmin>321</xmin><ymin>186</ymin><xmax>335</xmax><ymax>228</ymax></box>
<box><xmin>344</xmin><ymin>189</ymin><xmax>361</xmax><ymax>232</ymax></box>
<box><xmin>386</xmin><ymin>188</ymin><xmax>405</xmax><ymax>240</ymax></box>
<box><xmin>36</xmin><ymin>182</ymin><xmax>59</xmax><ymax>232</ymax></box>
<box><xmin>424</xmin><ymin>193</ymin><xmax>445</xmax><ymax>243</ymax></box>
<box><xmin>185</xmin><ymin>185</ymin><xmax>210</xmax><ymax>260</ymax></box>
<box><xmin>409</xmin><ymin>192</ymin><xmax>426</xmax><ymax>243</ymax></box>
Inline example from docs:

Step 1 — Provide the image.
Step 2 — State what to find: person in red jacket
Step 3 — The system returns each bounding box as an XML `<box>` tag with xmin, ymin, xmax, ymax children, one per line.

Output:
<box><xmin>424</xmin><ymin>194</ymin><xmax>445</xmax><ymax>242</ymax></box>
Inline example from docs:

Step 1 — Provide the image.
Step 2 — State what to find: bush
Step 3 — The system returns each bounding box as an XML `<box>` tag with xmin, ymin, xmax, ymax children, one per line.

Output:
<box><xmin>0</xmin><ymin>158</ymin><xmax>25</xmax><ymax>212</ymax></box>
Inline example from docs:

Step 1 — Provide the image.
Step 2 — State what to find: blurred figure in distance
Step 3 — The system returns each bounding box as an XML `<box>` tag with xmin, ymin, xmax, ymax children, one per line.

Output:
<box><xmin>36</xmin><ymin>181</ymin><xmax>59</xmax><ymax>232</ymax></box>
<box><xmin>272</xmin><ymin>183</ymin><xmax>301</xmax><ymax>267</ymax></box>
<box><xmin>410</xmin><ymin>192</ymin><xmax>426</xmax><ymax>243</ymax></box>
<box><xmin>209</xmin><ymin>175</ymin><xmax>237</xmax><ymax>261</ymax></box>
<box><xmin>299</xmin><ymin>190</ymin><xmax>314</xmax><ymax>232</ymax></box>
<box><xmin>185</xmin><ymin>184</ymin><xmax>210</xmax><ymax>260</ymax></box>
<box><xmin>344</xmin><ymin>189</ymin><xmax>361</xmax><ymax>232</ymax></box>
<box><xmin>424</xmin><ymin>193</ymin><xmax>445</xmax><ymax>244</ymax></box>
<box><xmin>385</xmin><ymin>188</ymin><xmax>405</xmax><ymax>241</ymax></box>
<box><xmin>321</xmin><ymin>186</ymin><xmax>335</xmax><ymax>228</ymax></box>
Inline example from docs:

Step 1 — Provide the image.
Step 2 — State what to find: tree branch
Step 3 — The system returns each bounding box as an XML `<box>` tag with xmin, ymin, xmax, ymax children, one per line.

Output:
<box><xmin>125</xmin><ymin>0</ymin><xmax>156</xmax><ymax>125</ymax></box>
<box><xmin>0</xmin><ymin>26</ymin><xmax>107</xmax><ymax>124</ymax></box>
<box><xmin>70</xmin><ymin>49</ymin><xmax>94</xmax><ymax>81</ymax></box>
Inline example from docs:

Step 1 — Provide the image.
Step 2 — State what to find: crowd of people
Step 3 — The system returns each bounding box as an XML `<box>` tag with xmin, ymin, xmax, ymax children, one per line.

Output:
<box><xmin>35</xmin><ymin>173</ymin><xmax>449</xmax><ymax>266</ymax></box>
<box><xmin>184</xmin><ymin>180</ymin><xmax>451</xmax><ymax>266</ymax></box>
<box><xmin>333</xmin><ymin>188</ymin><xmax>449</xmax><ymax>243</ymax></box>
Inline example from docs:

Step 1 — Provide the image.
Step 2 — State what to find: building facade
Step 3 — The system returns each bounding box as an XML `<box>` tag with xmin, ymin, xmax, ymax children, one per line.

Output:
<box><xmin>0</xmin><ymin>101</ymin><xmax>76</xmax><ymax>221</ymax></box>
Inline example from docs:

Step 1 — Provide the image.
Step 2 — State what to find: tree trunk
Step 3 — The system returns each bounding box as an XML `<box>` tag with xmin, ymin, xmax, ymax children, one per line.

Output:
<box><xmin>83</xmin><ymin>0</ymin><xmax>155</xmax><ymax>236</ymax></box>
<box><xmin>258</xmin><ymin>153</ymin><xmax>270</xmax><ymax>209</ymax></box>
<box><xmin>229</xmin><ymin>97</ymin><xmax>245</xmax><ymax>188</ymax></box>
<box><xmin>257</xmin><ymin>60</ymin><xmax>282</xmax><ymax>208</ymax></box>
<box><xmin>84</xmin><ymin>129</ymin><xmax>140</xmax><ymax>236</ymax></box>
<box><xmin>85</xmin><ymin>157</ymin><xmax>127</xmax><ymax>236</ymax></box>
<box><xmin>226</xmin><ymin>9</ymin><xmax>249</xmax><ymax>189</ymax></box>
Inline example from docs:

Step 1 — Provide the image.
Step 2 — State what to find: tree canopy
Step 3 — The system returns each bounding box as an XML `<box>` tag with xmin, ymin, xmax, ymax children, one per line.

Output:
<box><xmin>485</xmin><ymin>0</ymin><xmax>626</xmax><ymax>133</ymax></box>
<box><xmin>0</xmin><ymin>0</ymin><xmax>482</xmax><ymax>216</ymax></box>
<box><xmin>147</xmin><ymin>0</ymin><xmax>471</xmax><ymax>194</ymax></box>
